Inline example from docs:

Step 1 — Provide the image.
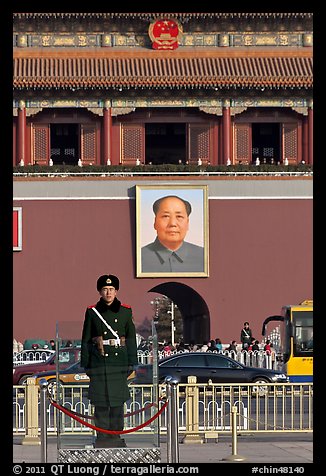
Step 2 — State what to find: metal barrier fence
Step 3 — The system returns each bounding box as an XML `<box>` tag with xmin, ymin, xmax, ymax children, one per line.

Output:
<box><xmin>13</xmin><ymin>348</ymin><xmax>278</xmax><ymax>369</ymax></box>
<box><xmin>13</xmin><ymin>377</ymin><xmax>312</xmax><ymax>442</ymax></box>
<box><xmin>136</xmin><ymin>349</ymin><xmax>280</xmax><ymax>369</ymax></box>
<box><xmin>14</xmin><ymin>171</ymin><xmax>313</xmax><ymax>178</ymax></box>
<box><xmin>13</xmin><ymin>350</ymin><xmax>55</xmax><ymax>366</ymax></box>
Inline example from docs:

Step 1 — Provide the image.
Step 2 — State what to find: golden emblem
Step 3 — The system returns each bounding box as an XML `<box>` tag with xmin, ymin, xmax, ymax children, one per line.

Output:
<box><xmin>148</xmin><ymin>19</ymin><xmax>183</xmax><ymax>50</ymax></box>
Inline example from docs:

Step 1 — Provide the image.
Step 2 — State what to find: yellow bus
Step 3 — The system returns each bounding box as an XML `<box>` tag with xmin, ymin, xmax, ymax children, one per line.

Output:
<box><xmin>261</xmin><ymin>300</ymin><xmax>313</xmax><ymax>383</ymax></box>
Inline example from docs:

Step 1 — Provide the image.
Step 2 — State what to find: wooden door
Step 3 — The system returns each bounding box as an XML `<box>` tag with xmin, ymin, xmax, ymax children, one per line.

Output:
<box><xmin>32</xmin><ymin>124</ymin><xmax>50</xmax><ymax>165</ymax></box>
<box><xmin>282</xmin><ymin>123</ymin><xmax>301</xmax><ymax>164</ymax></box>
<box><xmin>187</xmin><ymin>123</ymin><xmax>211</xmax><ymax>165</ymax></box>
<box><xmin>233</xmin><ymin>123</ymin><xmax>251</xmax><ymax>164</ymax></box>
<box><xmin>121</xmin><ymin>124</ymin><xmax>145</xmax><ymax>164</ymax></box>
<box><xmin>80</xmin><ymin>124</ymin><xmax>99</xmax><ymax>165</ymax></box>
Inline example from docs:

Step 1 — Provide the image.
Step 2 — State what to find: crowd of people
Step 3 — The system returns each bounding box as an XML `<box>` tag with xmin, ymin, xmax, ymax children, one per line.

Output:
<box><xmin>138</xmin><ymin>336</ymin><xmax>272</xmax><ymax>358</ymax></box>
<box><xmin>15</xmin><ymin>321</ymin><xmax>273</xmax><ymax>358</ymax></box>
<box><xmin>137</xmin><ymin>320</ymin><xmax>273</xmax><ymax>357</ymax></box>
<box><xmin>159</xmin><ymin>338</ymin><xmax>224</xmax><ymax>355</ymax></box>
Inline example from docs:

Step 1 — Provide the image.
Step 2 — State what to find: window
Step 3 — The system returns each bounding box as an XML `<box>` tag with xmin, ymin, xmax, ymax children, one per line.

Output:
<box><xmin>160</xmin><ymin>355</ymin><xmax>206</xmax><ymax>368</ymax></box>
<box><xmin>206</xmin><ymin>354</ymin><xmax>239</xmax><ymax>369</ymax></box>
<box><xmin>292</xmin><ymin>311</ymin><xmax>313</xmax><ymax>356</ymax></box>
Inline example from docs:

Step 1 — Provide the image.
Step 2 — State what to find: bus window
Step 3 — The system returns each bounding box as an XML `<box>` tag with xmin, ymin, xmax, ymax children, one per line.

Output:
<box><xmin>292</xmin><ymin>310</ymin><xmax>313</xmax><ymax>356</ymax></box>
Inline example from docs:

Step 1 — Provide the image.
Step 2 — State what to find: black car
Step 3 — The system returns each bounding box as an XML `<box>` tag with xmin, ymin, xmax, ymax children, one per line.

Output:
<box><xmin>134</xmin><ymin>352</ymin><xmax>288</xmax><ymax>385</ymax></box>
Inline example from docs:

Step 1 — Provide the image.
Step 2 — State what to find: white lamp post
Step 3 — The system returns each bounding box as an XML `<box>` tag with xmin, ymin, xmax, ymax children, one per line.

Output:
<box><xmin>167</xmin><ymin>302</ymin><xmax>176</xmax><ymax>346</ymax></box>
<box><xmin>150</xmin><ymin>298</ymin><xmax>160</xmax><ymax>322</ymax></box>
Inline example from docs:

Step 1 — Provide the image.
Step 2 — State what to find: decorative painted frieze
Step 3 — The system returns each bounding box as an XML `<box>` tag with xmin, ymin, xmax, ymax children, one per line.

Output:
<box><xmin>16</xmin><ymin>34</ymin><xmax>28</xmax><ymax>47</ymax></box>
<box><xmin>25</xmin><ymin>108</ymin><xmax>43</xmax><ymax>117</ymax></box>
<box><xmin>199</xmin><ymin>107</ymin><xmax>223</xmax><ymax>116</ymax></box>
<box><xmin>230</xmin><ymin>107</ymin><xmax>248</xmax><ymax>116</ymax></box>
<box><xmin>13</xmin><ymin>32</ymin><xmax>312</xmax><ymax>48</ymax></box>
<box><xmin>182</xmin><ymin>34</ymin><xmax>217</xmax><ymax>46</ymax></box>
<box><xmin>303</xmin><ymin>34</ymin><xmax>313</xmax><ymax>46</ymax></box>
<box><xmin>113</xmin><ymin>34</ymin><xmax>146</xmax><ymax>47</ymax></box>
<box><xmin>13</xmin><ymin>97</ymin><xmax>311</xmax><ymax>111</ymax></box>
<box><xmin>232</xmin><ymin>33</ymin><xmax>310</xmax><ymax>47</ymax></box>
<box><xmin>85</xmin><ymin>106</ymin><xmax>136</xmax><ymax>116</ymax></box>
<box><xmin>86</xmin><ymin>108</ymin><xmax>104</xmax><ymax>116</ymax></box>
<box><xmin>111</xmin><ymin>107</ymin><xmax>136</xmax><ymax>116</ymax></box>
<box><xmin>292</xmin><ymin>107</ymin><xmax>308</xmax><ymax>116</ymax></box>
<box><xmin>13</xmin><ymin>100</ymin><xmax>104</xmax><ymax>109</ymax></box>
<box><xmin>111</xmin><ymin>98</ymin><xmax>223</xmax><ymax>108</ymax></box>
<box><xmin>218</xmin><ymin>34</ymin><xmax>230</xmax><ymax>47</ymax></box>
<box><xmin>231</xmin><ymin>98</ymin><xmax>310</xmax><ymax>108</ymax></box>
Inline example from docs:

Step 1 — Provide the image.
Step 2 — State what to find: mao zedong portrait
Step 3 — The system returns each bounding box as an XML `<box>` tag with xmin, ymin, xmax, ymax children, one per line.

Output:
<box><xmin>141</xmin><ymin>195</ymin><xmax>204</xmax><ymax>273</ymax></box>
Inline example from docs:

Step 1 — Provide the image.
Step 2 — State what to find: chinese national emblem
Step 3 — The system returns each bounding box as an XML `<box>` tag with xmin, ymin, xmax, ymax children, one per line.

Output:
<box><xmin>149</xmin><ymin>19</ymin><xmax>183</xmax><ymax>50</ymax></box>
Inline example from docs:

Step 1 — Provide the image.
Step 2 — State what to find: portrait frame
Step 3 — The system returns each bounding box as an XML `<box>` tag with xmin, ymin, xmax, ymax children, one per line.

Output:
<box><xmin>13</xmin><ymin>207</ymin><xmax>22</xmax><ymax>251</ymax></box>
<box><xmin>136</xmin><ymin>184</ymin><xmax>209</xmax><ymax>278</ymax></box>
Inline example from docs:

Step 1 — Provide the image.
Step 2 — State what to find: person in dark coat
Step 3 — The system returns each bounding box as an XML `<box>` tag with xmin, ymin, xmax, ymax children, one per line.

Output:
<box><xmin>251</xmin><ymin>339</ymin><xmax>260</xmax><ymax>352</ymax></box>
<box><xmin>240</xmin><ymin>321</ymin><xmax>253</xmax><ymax>350</ymax></box>
<box><xmin>81</xmin><ymin>274</ymin><xmax>138</xmax><ymax>448</ymax></box>
<box><xmin>227</xmin><ymin>340</ymin><xmax>237</xmax><ymax>352</ymax></box>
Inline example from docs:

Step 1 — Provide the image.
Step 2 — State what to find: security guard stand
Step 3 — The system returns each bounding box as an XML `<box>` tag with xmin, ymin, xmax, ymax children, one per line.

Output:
<box><xmin>55</xmin><ymin>321</ymin><xmax>161</xmax><ymax>463</ymax></box>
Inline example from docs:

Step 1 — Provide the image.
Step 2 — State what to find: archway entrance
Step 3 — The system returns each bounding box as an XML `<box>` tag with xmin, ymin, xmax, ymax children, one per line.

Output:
<box><xmin>149</xmin><ymin>282</ymin><xmax>210</xmax><ymax>345</ymax></box>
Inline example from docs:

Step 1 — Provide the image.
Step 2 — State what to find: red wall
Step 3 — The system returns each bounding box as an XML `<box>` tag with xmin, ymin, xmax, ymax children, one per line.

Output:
<box><xmin>13</xmin><ymin>198</ymin><xmax>312</xmax><ymax>345</ymax></box>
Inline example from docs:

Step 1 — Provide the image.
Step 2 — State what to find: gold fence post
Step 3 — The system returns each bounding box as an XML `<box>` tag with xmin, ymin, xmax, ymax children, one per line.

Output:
<box><xmin>222</xmin><ymin>405</ymin><xmax>246</xmax><ymax>461</ymax></box>
<box><xmin>181</xmin><ymin>376</ymin><xmax>204</xmax><ymax>444</ymax></box>
<box><xmin>22</xmin><ymin>377</ymin><xmax>41</xmax><ymax>445</ymax></box>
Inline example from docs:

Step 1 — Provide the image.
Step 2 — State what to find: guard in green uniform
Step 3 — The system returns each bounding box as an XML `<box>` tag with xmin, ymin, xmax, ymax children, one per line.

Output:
<box><xmin>81</xmin><ymin>274</ymin><xmax>138</xmax><ymax>448</ymax></box>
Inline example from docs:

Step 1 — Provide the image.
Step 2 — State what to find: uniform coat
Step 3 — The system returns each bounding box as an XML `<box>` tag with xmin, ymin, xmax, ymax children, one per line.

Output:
<box><xmin>81</xmin><ymin>297</ymin><xmax>138</xmax><ymax>407</ymax></box>
<box><xmin>240</xmin><ymin>326</ymin><xmax>253</xmax><ymax>349</ymax></box>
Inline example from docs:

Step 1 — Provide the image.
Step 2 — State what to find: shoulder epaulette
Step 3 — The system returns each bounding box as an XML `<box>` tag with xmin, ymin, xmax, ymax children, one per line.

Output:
<box><xmin>87</xmin><ymin>304</ymin><xmax>96</xmax><ymax>309</ymax></box>
<box><xmin>121</xmin><ymin>303</ymin><xmax>131</xmax><ymax>309</ymax></box>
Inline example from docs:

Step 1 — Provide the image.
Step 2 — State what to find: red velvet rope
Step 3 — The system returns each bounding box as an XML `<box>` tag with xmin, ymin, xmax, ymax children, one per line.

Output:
<box><xmin>50</xmin><ymin>398</ymin><xmax>168</xmax><ymax>434</ymax></box>
<box><xmin>57</xmin><ymin>400</ymin><xmax>161</xmax><ymax>420</ymax></box>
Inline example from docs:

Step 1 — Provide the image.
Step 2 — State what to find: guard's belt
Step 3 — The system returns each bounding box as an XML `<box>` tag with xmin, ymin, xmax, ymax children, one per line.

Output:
<box><xmin>103</xmin><ymin>337</ymin><xmax>126</xmax><ymax>347</ymax></box>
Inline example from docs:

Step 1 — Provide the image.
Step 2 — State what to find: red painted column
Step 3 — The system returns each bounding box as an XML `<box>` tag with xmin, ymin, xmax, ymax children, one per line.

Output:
<box><xmin>302</xmin><ymin>115</ymin><xmax>308</xmax><ymax>165</ymax></box>
<box><xmin>222</xmin><ymin>100</ymin><xmax>231</xmax><ymax>165</ymax></box>
<box><xmin>212</xmin><ymin>122</ymin><xmax>218</xmax><ymax>166</ymax></box>
<box><xmin>17</xmin><ymin>100</ymin><xmax>26</xmax><ymax>165</ymax></box>
<box><xmin>308</xmin><ymin>101</ymin><xmax>313</xmax><ymax>165</ymax></box>
<box><xmin>103</xmin><ymin>102</ymin><xmax>112</xmax><ymax>165</ymax></box>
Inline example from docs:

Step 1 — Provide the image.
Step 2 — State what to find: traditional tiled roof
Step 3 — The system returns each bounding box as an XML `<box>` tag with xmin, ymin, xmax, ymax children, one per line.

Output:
<box><xmin>13</xmin><ymin>49</ymin><xmax>312</xmax><ymax>91</ymax></box>
<box><xmin>13</xmin><ymin>13</ymin><xmax>313</xmax><ymax>20</ymax></box>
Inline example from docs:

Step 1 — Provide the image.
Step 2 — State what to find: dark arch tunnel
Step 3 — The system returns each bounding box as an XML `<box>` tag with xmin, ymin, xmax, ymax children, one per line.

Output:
<box><xmin>149</xmin><ymin>282</ymin><xmax>210</xmax><ymax>344</ymax></box>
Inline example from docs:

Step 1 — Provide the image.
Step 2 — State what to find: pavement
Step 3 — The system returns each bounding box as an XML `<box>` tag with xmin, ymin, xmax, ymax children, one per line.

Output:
<box><xmin>13</xmin><ymin>433</ymin><xmax>314</xmax><ymax>465</ymax></box>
